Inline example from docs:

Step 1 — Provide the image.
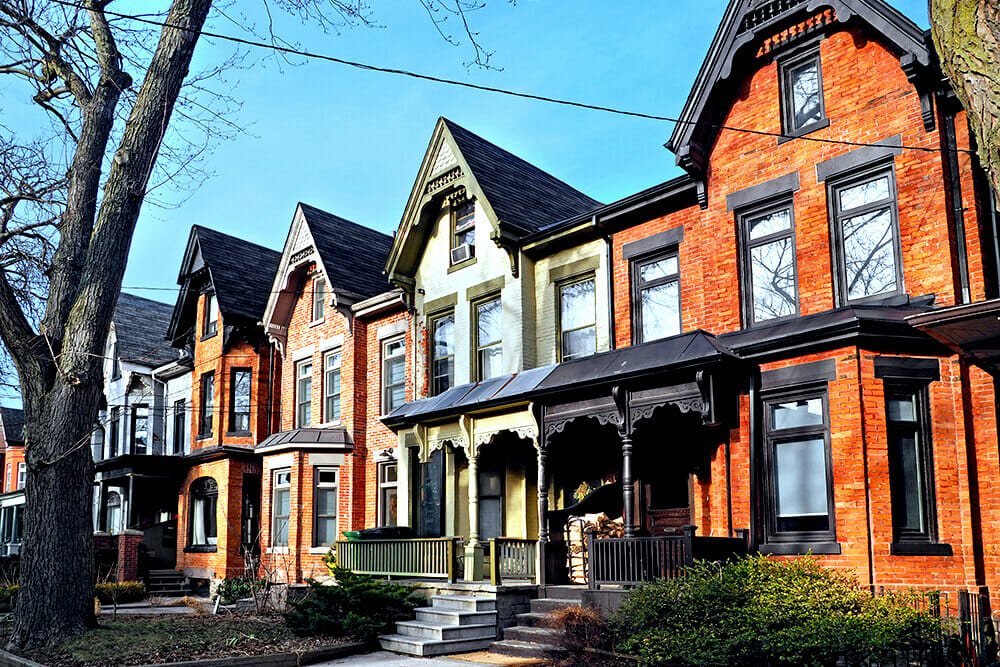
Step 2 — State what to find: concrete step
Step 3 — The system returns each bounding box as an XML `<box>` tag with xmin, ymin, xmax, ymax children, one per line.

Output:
<box><xmin>378</xmin><ymin>633</ymin><xmax>494</xmax><ymax>657</ymax></box>
<box><xmin>504</xmin><ymin>625</ymin><xmax>563</xmax><ymax>644</ymax></box>
<box><xmin>430</xmin><ymin>595</ymin><xmax>496</xmax><ymax>612</ymax></box>
<box><xmin>488</xmin><ymin>639</ymin><xmax>568</xmax><ymax>661</ymax></box>
<box><xmin>395</xmin><ymin>620</ymin><xmax>496</xmax><ymax>641</ymax></box>
<box><xmin>147</xmin><ymin>589</ymin><xmax>188</xmax><ymax>596</ymax></box>
<box><xmin>515</xmin><ymin>612</ymin><xmax>551</xmax><ymax>628</ymax></box>
<box><xmin>415</xmin><ymin>607</ymin><xmax>497</xmax><ymax>626</ymax></box>
<box><xmin>542</xmin><ymin>586</ymin><xmax>588</xmax><ymax>601</ymax></box>
<box><xmin>148</xmin><ymin>569</ymin><xmax>182</xmax><ymax>576</ymax></box>
<box><xmin>530</xmin><ymin>597</ymin><xmax>581</xmax><ymax>614</ymax></box>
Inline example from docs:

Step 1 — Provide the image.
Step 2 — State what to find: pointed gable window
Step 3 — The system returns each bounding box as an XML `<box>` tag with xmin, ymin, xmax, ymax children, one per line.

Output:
<box><xmin>779</xmin><ymin>50</ymin><xmax>827</xmax><ymax>136</ymax></box>
<box><xmin>451</xmin><ymin>198</ymin><xmax>476</xmax><ymax>266</ymax></box>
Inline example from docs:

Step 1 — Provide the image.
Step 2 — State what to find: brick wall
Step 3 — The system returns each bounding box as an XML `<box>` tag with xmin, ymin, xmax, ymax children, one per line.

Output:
<box><xmin>2</xmin><ymin>445</ymin><xmax>23</xmax><ymax>494</ymax></box>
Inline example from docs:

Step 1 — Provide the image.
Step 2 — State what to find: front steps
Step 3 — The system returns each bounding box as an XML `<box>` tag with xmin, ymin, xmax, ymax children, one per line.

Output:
<box><xmin>146</xmin><ymin>569</ymin><xmax>189</xmax><ymax>597</ymax></box>
<box><xmin>489</xmin><ymin>586</ymin><xmax>585</xmax><ymax>661</ymax></box>
<box><xmin>379</xmin><ymin>594</ymin><xmax>498</xmax><ymax>657</ymax></box>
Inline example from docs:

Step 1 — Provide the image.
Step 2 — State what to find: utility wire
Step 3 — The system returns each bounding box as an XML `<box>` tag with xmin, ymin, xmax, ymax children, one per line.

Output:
<box><xmin>45</xmin><ymin>0</ymin><xmax>972</xmax><ymax>156</ymax></box>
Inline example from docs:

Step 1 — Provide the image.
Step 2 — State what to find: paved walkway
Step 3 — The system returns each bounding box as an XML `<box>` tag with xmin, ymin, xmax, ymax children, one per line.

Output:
<box><xmin>313</xmin><ymin>650</ymin><xmax>543</xmax><ymax>666</ymax></box>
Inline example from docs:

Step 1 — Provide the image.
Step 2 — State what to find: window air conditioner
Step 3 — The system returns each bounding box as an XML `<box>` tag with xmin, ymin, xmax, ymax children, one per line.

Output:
<box><xmin>451</xmin><ymin>244</ymin><xmax>474</xmax><ymax>264</ymax></box>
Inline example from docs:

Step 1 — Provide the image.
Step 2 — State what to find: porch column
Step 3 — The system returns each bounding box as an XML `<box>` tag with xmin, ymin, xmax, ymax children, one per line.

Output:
<box><xmin>621</xmin><ymin>430</ymin><xmax>636</xmax><ymax>538</ymax></box>
<box><xmin>537</xmin><ymin>445</ymin><xmax>548</xmax><ymax>586</ymax></box>
<box><xmin>464</xmin><ymin>450</ymin><xmax>484</xmax><ymax>581</ymax></box>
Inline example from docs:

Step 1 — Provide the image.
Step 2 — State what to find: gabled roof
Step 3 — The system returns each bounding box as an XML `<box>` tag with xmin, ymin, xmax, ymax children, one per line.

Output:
<box><xmin>112</xmin><ymin>292</ymin><xmax>177</xmax><ymax>366</ymax></box>
<box><xmin>667</xmin><ymin>0</ymin><xmax>933</xmax><ymax>176</ymax></box>
<box><xmin>386</xmin><ymin>118</ymin><xmax>601</xmax><ymax>281</ymax></box>
<box><xmin>167</xmin><ymin>226</ymin><xmax>281</xmax><ymax>341</ymax></box>
<box><xmin>444</xmin><ymin>119</ymin><xmax>601</xmax><ymax>234</ymax></box>
<box><xmin>298</xmin><ymin>203</ymin><xmax>393</xmax><ymax>299</ymax></box>
<box><xmin>0</xmin><ymin>407</ymin><xmax>23</xmax><ymax>447</ymax></box>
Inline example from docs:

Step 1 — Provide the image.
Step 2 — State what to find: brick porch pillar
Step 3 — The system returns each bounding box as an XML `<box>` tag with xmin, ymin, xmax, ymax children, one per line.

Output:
<box><xmin>117</xmin><ymin>529</ymin><xmax>143</xmax><ymax>582</ymax></box>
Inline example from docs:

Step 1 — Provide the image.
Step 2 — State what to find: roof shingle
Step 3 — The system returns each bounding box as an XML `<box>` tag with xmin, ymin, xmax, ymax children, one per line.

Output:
<box><xmin>193</xmin><ymin>226</ymin><xmax>282</xmax><ymax>322</ymax></box>
<box><xmin>298</xmin><ymin>204</ymin><xmax>393</xmax><ymax>298</ymax></box>
<box><xmin>113</xmin><ymin>292</ymin><xmax>177</xmax><ymax>366</ymax></box>
<box><xmin>1</xmin><ymin>407</ymin><xmax>24</xmax><ymax>446</ymax></box>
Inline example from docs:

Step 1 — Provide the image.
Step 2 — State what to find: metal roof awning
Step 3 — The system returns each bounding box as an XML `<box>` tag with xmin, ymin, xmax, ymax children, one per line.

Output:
<box><xmin>907</xmin><ymin>299</ymin><xmax>1000</xmax><ymax>376</ymax></box>
<box><xmin>256</xmin><ymin>427</ymin><xmax>354</xmax><ymax>454</ymax></box>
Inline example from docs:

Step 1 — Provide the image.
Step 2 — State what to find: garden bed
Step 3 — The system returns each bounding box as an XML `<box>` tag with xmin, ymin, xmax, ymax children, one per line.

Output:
<box><xmin>0</xmin><ymin>613</ymin><xmax>360</xmax><ymax>666</ymax></box>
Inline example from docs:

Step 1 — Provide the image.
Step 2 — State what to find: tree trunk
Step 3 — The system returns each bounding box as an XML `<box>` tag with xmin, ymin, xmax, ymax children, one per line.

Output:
<box><xmin>6</xmin><ymin>0</ymin><xmax>214</xmax><ymax>648</ymax></box>
<box><xmin>930</xmin><ymin>0</ymin><xmax>1000</xmax><ymax>197</ymax></box>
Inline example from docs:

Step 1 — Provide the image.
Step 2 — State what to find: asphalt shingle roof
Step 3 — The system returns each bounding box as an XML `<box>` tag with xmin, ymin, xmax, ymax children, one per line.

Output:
<box><xmin>193</xmin><ymin>226</ymin><xmax>282</xmax><ymax>322</ymax></box>
<box><xmin>1</xmin><ymin>407</ymin><xmax>24</xmax><ymax>446</ymax></box>
<box><xmin>299</xmin><ymin>204</ymin><xmax>393</xmax><ymax>298</ymax></box>
<box><xmin>113</xmin><ymin>292</ymin><xmax>177</xmax><ymax>366</ymax></box>
<box><xmin>444</xmin><ymin>119</ymin><xmax>601</xmax><ymax>233</ymax></box>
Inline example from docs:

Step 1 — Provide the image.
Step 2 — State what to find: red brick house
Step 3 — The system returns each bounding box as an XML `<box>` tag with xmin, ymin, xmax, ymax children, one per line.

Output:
<box><xmin>257</xmin><ymin>203</ymin><xmax>409</xmax><ymax>582</ymax></box>
<box><xmin>0</xmin><ymin>407</ymin><xmax>24</xmax><ymax>554</ymax></box>
<box><xmin>165</xmin><ymin>226</ymin><xmax>282</xmax><ymax>585</ymax></box>
<box><xmin>374</xmin><ymin>0</ymin><xmax>1000</xmax><ymax>624</ymax></box>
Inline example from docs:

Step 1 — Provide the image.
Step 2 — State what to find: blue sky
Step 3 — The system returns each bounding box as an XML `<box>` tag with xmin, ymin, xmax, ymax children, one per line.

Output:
<box><xmin>123</xmin><ymin>0</ymin><xmax>929</xmax><ymax>296</ymax></box>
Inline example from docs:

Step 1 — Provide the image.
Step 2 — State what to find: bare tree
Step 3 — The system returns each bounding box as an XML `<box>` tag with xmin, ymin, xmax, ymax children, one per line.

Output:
<box><xmin>930</xmin><ymin>1</ymin><xmax>1000</xmax><ymax>198</ymax></box>
<box><xmin>0</xmin><ymin>0</ymin><xmax>502</xmax><ymax>648</ymax></box>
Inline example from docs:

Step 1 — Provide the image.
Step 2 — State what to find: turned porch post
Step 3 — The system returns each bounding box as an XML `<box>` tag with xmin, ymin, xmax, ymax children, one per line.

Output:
<box><xmin>464</xmin><ymin>447</ymin><xmax>484</xmax><ymax>581</ymax></box>
<box><xmin>620</xmin><ymin>430</ymin><xmax>636</xmax><ymax>537</ymax></box>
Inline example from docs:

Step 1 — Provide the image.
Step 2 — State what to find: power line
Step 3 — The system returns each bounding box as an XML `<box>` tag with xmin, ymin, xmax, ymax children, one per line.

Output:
<box><xmin>44</xmin><ymin>0</ymin><xmax>971</xmax><ymax>156</ymax></box>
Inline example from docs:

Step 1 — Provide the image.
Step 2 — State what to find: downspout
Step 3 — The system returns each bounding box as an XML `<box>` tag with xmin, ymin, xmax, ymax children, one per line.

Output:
<box><xmin>941</xmin><ymin>108</ymin><xmax>971</xmax><ymax>304</ymax></box>
<box><xmin>267</xmin><ymin>343</ymin><xmax>275</xmax><ymax>437</ymax></box>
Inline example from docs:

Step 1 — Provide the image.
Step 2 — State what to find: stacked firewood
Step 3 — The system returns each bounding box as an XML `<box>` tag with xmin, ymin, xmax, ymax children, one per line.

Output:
<box><xmin>564</xmin><ymin>512</ymin><xmax>626</xmax><ymax>584</ymax></box>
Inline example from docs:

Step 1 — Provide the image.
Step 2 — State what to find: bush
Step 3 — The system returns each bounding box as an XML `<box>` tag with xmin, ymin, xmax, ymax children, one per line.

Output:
<box><xmin>95</xmin><ymin>581</ymin><xmax>146</xmax><ymax>605</ymax></box>
<box><xmin>612</xmin><ymin>555</ymin><xmax>942</xmax><ymax>666</ymax></box>
<box><xmin>285</xmin><ymin>566</ymin><xmax>423</xmax><ymax>643</ymax></box>
<box><xmin>545</xmin><ymin>604</ymin><xmax>612</xmax><ymax>665</ymax></box>
<box><xmin>213</xmin><ymin>575</ymin><xmax>265</xmax><ymax>605</ymax></box>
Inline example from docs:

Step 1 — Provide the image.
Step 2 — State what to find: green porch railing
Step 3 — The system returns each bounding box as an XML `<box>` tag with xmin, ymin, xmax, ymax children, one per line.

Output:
<box><xmin>489</xmin><ymin>538</ymin><xmax>537</xmax><ymax>585</ymax></box>
<box><xmin>335</xmin><ymin>537</ymin><xmax>461</xmax><ymax>582</ymax></box>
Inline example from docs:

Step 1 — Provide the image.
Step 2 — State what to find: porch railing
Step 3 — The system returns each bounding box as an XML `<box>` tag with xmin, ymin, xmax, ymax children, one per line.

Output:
<box><xmin>587</xmin><ymin>533</ymin><xmax>691</xmax><ymax>589</ymax></box>
<box><xmin>335</xmin><ymin>537</ymin><xmax>462</xmax><ymax>582</ymax></box>
<box><xmin>489</xmin><ymin>538</ymin><xmax>536</xmax><ymax>585</ymax></box>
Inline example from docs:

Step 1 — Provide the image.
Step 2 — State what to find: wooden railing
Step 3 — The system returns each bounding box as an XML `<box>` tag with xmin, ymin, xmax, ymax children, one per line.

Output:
<box><xmin>586</xmin><ymin>526</ymin><xmax>750</xmax><ymax>590</ymax></box>
<box><xmin>489</xmin><ymin>538</ymin><xmax>536</xmax><ymax>585</ymax></box>
<box><xmin>335</xmin><ymin>538</ymin><xmax>461</xmax><ymax>582</ymax></box>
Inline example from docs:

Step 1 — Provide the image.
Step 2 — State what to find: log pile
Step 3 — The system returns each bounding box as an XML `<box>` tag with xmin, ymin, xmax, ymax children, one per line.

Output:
<box><xmin>564</xmin><ymin>512</ymin><xmax>625</xmax><ymax>584</ymax></box>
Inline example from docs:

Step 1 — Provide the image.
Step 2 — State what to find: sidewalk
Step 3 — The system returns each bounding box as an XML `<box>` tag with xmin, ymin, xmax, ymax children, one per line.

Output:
<box><xmin>313</xmin><ymin>650</ymin><xmax>546</xmax><ymax>666</ymax></box>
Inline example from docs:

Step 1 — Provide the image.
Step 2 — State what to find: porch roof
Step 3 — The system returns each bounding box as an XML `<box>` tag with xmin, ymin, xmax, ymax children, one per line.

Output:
<box><xmin>906</xmin><ymin>298</ymin><xmax>1000</xmax><ymax>376</ymax></box>
<box><xmin>383</xmin><ymin>330</ymin><xmax>740</xmax><ymax>427</ymax></box>
<box><xmin>256</xmin><ymin>427</ymin><xmax>354</xmax><ymax>454</ymax></box>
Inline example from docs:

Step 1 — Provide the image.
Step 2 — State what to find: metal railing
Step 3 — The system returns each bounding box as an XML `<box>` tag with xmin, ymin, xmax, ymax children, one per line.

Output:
<box><xmin>586</xmin><ymin>532</ymin><xmax>692</xmax><ymax>589</ymax></box>
<box><xmin>335</xmin><ymin>537</ymin><xmax>461</xmax><ymax>582</ymax></box>
<box><xmin>489</xmin><ymin>538</ymin><xmax>536</xmax><ymax>585</ymax></box>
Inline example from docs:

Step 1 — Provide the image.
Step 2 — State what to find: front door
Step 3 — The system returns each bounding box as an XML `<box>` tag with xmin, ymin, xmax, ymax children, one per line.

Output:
<box><xmin>418</xmin><ymin>449</ymin><xmax>445</xmax><ymax>537</ymax></box>
<box><xmin>478</xmin><ymin>463</ymin><xmax>504</xmax><ymax>542</ymax></box>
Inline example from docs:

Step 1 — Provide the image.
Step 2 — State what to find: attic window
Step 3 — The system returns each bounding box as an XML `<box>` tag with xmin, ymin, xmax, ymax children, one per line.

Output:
<box><xmin>202</xmin><ymin>292</ymin><xmax>219</xmax><ymax>338</ymax></box>
<box><xmin>312</xmin><ymin>276</ymin><xmax>326</xmax><ymax>322</ymax></box>
<box><xmin>780</xmin><ymin>50</ymin><xmax>826</xmax><ymax>136</ymax></box>
<box><xmin>451</xmin><ymin>200</ymin><xmax>476</xmax><ymax>265</ymax></box>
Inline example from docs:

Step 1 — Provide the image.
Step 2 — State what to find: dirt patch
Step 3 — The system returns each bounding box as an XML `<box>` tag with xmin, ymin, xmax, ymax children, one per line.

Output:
<box><xmin>0</xmin><ymin>612</ymin><xmax>352</xmax><ymax>666</ymax></box>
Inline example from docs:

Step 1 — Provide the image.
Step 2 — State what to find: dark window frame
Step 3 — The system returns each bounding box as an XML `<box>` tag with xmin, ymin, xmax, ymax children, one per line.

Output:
<box><xmin>738</xmin><ymin>199</ymin><xmax>800</xmax><ymax>327</ymax></box>
<box><xmin>271</xmin><ymin>468</ymin><xmax>291</xmax><ymax>548</ymax></box>
<box><xmin>202</xmin><ymin>292</ymin><xmax>218</xmax><ymax>339</ymax></box>
<box><xmin>630</xmin><ymin>248</ymin><xmax>682</xmax><ymax>345</ymax></box>
<box><xmin>111</xmin><ymin>342</ymin><xmax>121</xmax><ymax>380</ymax></box>
<box><xmin>323</xmin><ymin>349</ymin><xmax>342</xmax><ymax>423</ymax></box>
<box><xmin>883</xmin><ymin>380</ymin><xmax>941</xmax><ymax>548</ymax></box>
<box><xmin>186</xmin><ymin>476</ymin><xmax>218</xmax><ymax>552</ymax></box>
<box><xmin>296</xmin><ymin>359</ymin><xmax>313</xmax><ymax>428</ymax></box>
<box><xmin>428</xmin><ymin>310</ymin><xmax>455</xmax><ymax>397</ymax></box>
<box><xmin>472</xmin><ymin>294</ymin><xmax>502</xmax><ymax>381</ymax></box>
<box><xmin>828</xmin><ymin>164</ymin><xmax>905</xmax><ymax>306</ymax></box>
<box><xmin>779</xmin><ymin>48</ymin><xmax>828</xmax><ymax>137</ymax></box>
<box><xmin>130</xmin><ymin>403</ymin><xmax>149</xmax><ymax>455</ymax></box>
<box><xmin>198</xmin><ymin>372</ymin><xmax>215</xmax><ymax>438</ymax></box>
<box><xmin>109</xmin><ymin>406</ymin><xmax>120</xmax><ymax>457</ymax></box>
<box><xmin>557</xmin><ymin>273</ymin><xmax>598</xmax><ymax>362</ymax></box>
<box><xmin>172</xmin><ymin>399</ymin><xmax>186</xmax><ymax>455</ymax></box>
<box><xmin>313</xmin><ymin>466</ymin><xmax>338</xmax><ymax>547</ymax></box>
<box><xmin>761</xmin><ymin>385</ymin><xmax>839</xmax><ymax>552</ymax></box>
<box><xmin>382</xmin><ymin>337</ymin><xmax>406</xmax><ymax>414</ymax></box>
<box><xmin>228</xmin><ymin>367</ymin><xmax>252</xmax><ymax>435</ymax></box>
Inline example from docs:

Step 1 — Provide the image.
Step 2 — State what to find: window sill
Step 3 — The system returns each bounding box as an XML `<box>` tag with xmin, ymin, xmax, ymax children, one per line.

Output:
<box><xmin>777</xmin><ymin>117</ymin><xmax>830</xmax><ymax>144</ymax></box>
<box><xmin>309</xmin><ymin>318</ymin><xmax>325</xmax><ymax>328</ymax></box>
<box><xmin>199</xmin><ymin>331</ymin><xmax>218</xmax><ymax>342</ymax></box>
<box><xmin>184</xmin><ymin>545</ymin><xmax>217</xmax><ymax>553</ymax></box>
<box><xmin>447</xmin><ymin>257</ymin><xmax>477</xmax><ymax>274</ymax></box>
<box><xmin>891</xmin><ymin>542</ymin><xmax>953</xmax><ymax>557</ymax></box>
<box><xmin>759</xmin><ymin>541</ymin><xmax>841</xmax><ymax>556</ymax></box>
<box><xmin>225</xmin><ymin>431</ymin><xmax>252</xmax><ymax>438</ymax></box>
<box><xmin>309</xmin><ymin>547</ymin><xmax>331</xmax><ymax>555</ymax></box>
<box><xmin>196</xmin><ymin>434</ymin><xmax>213</xmax><ymax>441</ymax></box>
<box><xmin>267</xmin><ymin>547</ymin><xmax>289</xmax><ymax>555</ymax></box>
<box><xmin>317</xmin><ymin>420</ymin><xmax>342</xmax><ymax>429</ymax></box>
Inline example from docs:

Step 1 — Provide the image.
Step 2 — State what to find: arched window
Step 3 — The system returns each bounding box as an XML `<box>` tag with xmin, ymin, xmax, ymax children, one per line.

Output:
<box><xmin>188</xmin><ymin>477</ymin><xmax>218</xmax><ymax>548</ymax></box>
<box><xmin>106</xmin><ymin>491</ymin><xmax>122</xmax><ymax>535</ymax></box>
